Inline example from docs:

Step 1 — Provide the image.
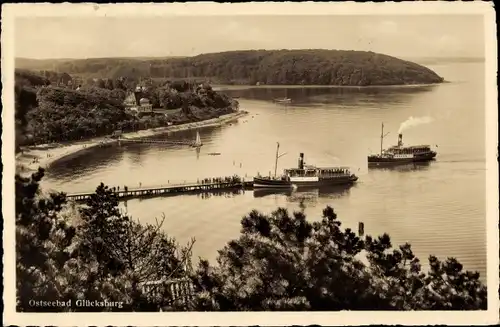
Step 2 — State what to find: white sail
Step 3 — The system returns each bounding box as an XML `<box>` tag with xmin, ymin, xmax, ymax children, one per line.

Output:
<box><xmin>194</xmin><ymin>131</ymin><xmax>202</xmax><ymax>147</ymax></box>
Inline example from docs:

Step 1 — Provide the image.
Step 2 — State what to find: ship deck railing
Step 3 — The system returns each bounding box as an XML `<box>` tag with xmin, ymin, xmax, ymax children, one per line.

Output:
<box><xmin>285</xmin><ymin>166</ymin><xmax>352</xmax><ymax>171</ymax></box>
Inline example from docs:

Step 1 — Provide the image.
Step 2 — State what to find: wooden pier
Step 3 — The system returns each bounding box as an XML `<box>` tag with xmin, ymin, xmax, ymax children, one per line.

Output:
<box><xmin>66</xmin><ymin>180</ymin><xmax>254</xmax><ymax>202</ymax></box>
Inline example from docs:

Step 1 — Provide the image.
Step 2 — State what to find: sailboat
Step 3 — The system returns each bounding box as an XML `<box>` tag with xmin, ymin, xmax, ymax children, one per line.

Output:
<box><xmin>192</xmin><ymin>130</ymin><xmax>203</xmax><ymax>148</ymax></box>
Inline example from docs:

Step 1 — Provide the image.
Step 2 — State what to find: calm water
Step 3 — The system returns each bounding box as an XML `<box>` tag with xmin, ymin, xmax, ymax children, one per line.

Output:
<box><xmin>45</xmin><ymin>63</ymin><xmax>486</xmax><ymax>278</ymax></box>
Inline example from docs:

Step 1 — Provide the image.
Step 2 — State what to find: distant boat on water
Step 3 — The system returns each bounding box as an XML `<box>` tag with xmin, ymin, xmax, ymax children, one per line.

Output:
<box><xmin>253</xmin><ymin>143</ymin><xmax>358</xmax><ymax>188</ymax></box>
<box><xmin>368</xmin><ymin>123</ymin><xmax>437</xmax><ymax>166</ymax></box>
<box><xmin>274</xmin><ymin>89</ymin><xmax>292</xmax><ymax>104</ymax></box>
<box><xmin>274</xmin><ymin>97</ymin><xmax>292</xmax><ymax>104</ymax></box>
<box><xmin>207</xmin><ymin>152</ymin><xmax>221</xmax><ymax>156</ymax></box>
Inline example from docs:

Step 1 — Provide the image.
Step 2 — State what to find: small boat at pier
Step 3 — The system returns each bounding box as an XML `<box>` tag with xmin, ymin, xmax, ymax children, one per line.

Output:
<box><xmin>253</xmin><ymin>143</ymin><xmax>359</xmax><ymax>188</ymax></box>
<box><xmin>368</xmin><ymin>123</ymin><xmax>437</xmax><ymax>166</ymax></box>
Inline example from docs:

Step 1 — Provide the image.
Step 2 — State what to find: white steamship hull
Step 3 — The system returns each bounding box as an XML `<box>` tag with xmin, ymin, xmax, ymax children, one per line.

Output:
<box><xmin>253</xmin><ymin>175</ymin><xmax>358</xmax><ymax>188</ymax></box>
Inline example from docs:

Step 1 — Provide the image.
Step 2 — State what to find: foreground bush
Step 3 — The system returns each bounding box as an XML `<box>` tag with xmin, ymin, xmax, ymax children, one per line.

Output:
<box><xmin>16</xmin><ymin>168</ymin><xmax>193</xmax><ymax>312</ymax></box>
<box><xmin>190</xmin><ymin>207</ymin><xmax>486</xmax><ymax>310</ymax></box>
<box><xmin>16</xmin><ymin>169</ymin><xmax>486</xmax><ymax>311</ymax></box>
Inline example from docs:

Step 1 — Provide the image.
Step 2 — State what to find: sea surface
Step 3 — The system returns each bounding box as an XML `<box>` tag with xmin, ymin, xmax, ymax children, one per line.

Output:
<box><xmin>45</xmin><ymin>62</ymin><xmax>487</xmax><ymax>279</ymax></box>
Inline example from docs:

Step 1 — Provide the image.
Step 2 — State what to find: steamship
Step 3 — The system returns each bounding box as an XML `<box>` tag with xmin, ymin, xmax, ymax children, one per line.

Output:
<box><xmin>253</xmin><ymin>143</ymin><xmax>359</xmax><ymax>188</ymax></box>
<box><xmin>368</xmin><ymin>123</ymin><xmax>437</xmax><ymax>166</ymax></box>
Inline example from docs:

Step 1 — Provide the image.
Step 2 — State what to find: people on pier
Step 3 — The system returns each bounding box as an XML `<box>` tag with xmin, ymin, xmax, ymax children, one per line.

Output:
<box><xmin>200</xmin><ymin>176</ymin><xmax>242</xmax><ymax>185</ymax></box>
<box><xmin>68</xmin><ymin>174</ymin><xmax>248</xmax><ymax>202</ymax></box>
<box><xmin>101</xmin><ymin>175</ymin><xmax>245</xmax><ymax>195</ymax></box>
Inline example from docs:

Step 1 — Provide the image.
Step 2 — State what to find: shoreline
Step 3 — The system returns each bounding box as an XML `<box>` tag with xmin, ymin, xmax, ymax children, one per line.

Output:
<box><xmin>16</xmin><ymin>110</ymin><xmax>248</xmax><ymax>176</ymax></box>
<box><xmin>212</xmin><ymin>82</ymin><xmax>445</xmax><ymax>91</ymax></box>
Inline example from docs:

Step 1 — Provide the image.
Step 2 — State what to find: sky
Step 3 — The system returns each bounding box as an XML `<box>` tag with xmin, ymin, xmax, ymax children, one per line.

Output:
<box><xmin>14</xmin><ymin>15</ymin><xmax>485</xmax><ymax>59</ymax></box>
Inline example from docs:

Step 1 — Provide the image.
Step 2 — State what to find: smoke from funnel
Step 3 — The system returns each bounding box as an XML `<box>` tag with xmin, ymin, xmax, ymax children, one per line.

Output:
<box><xmin>398</xmin><ymin>116</ymin><xmax>434</xmax><ymax>134</ymax></box>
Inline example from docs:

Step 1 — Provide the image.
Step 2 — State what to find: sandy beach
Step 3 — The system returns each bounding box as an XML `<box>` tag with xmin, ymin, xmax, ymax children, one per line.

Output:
<box><xmin>16</xmin><ymin>110</ymin><xmax>249</xmax><ymax>176</ymax></box>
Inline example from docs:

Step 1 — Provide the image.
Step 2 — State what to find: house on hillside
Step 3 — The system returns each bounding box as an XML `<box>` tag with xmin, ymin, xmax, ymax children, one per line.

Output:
<box><xmin>138</xmin><ymin>98</ymin><xmax>153</xmax><ymax>113</ymax></box>
<box><xmin>54</xmin><ymin>73</ymin><xmax>73</xmax><ymax>87</ymax></box>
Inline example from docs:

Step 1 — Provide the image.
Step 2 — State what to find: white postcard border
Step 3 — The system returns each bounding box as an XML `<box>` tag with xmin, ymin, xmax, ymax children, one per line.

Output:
<box><xmin>2</xmin><ymin>2</ymin><xmax>498</xmax><ymax>326</ymax></box>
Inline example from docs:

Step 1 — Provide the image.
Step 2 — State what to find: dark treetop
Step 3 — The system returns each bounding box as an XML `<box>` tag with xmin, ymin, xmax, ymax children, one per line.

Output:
<box><xmin>14</xmin><ymin>69</ymin><xmax>238</xmax><ymax>148</ymax></box>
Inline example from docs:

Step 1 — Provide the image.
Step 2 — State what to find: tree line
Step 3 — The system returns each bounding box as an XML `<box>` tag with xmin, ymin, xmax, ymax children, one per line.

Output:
<box><xmin>16</xmin><ymin>168</ymin><xmax>487</xmax><ymax>312</ymax></box>
<box><xmin>16</xmin><ymin>50</ymin><xmax>445</xmax><ymax>86</ymax></box>
<box><xmin>14</xmin><ymin>69</ymin><xmax>238</xmax><ymax>149</ymax></box>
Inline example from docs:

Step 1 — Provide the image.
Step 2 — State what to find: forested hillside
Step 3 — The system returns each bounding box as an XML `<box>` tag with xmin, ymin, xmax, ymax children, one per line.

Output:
<box><xmin>16</xmin><ymin>50</ymin><xmax>445</xmax><ymax>86</ymax></box>
<box><xmin>14</xmin><ymin>69</ymin><xmax>238</xmax><ymax>148</ymax></box>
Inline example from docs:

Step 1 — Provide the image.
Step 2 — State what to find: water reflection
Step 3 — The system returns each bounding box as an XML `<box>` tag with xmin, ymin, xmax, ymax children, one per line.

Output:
<box><xmin>253</xmin><ymin>184</ymin><xmax>353</xmax><ymax>202</ymax></box>
<box><xmin>47</xmin><ymin>125</ymin><xmax>228</xmax><ymax>181</ymax></box>
<box><xmin>47</xmin><ymin>143</ymin><xmax>126</xmax><ymax>180</ymax></box>
<box><xmin>221</xmin><ymin>85</ymin><xmax>437</xmax><ymax>107</ymax></box>
<box><xmin>154</xmin><ymin>124</ymin><xmax>224</xmax><ymax>141</ymax></box>
<box><xmin>288</xmin><ymin>184</ymin><xmax>353</xmax><ymax>204</ymax></box>
<box><xmin>253</xmin><ymin>188</ymin><xmax>293</xmax><ymax>198</ymax></box>
<box><xmin>368</xmin><ymin>161</ymin><xmax>433</xmax><ymax>172</ymax></box>
<box><xmin>127</xmin><ymin>188</ymin><xmax>246</xmax><ymax>203</ymax></box>
<box><xmin>197</xmin><ymin>188</ymin><xmax>244</xmax><ymax>199</ymax></box>
<box><xmin>195</xmin><ymin>146</ymin><xmax>201</xmax><ymax>160</ymax></box>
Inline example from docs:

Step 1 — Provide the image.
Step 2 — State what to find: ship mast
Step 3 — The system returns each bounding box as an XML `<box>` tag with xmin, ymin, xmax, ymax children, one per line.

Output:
<box><xmin>274</xmin><ymin>142</ymin><xmax>287</xmax><ymax>178</ymax></box>
<box><xmin>380</xmin><ymin>123</ymin><xmax>390</xmax><ymax>156</ymax></box>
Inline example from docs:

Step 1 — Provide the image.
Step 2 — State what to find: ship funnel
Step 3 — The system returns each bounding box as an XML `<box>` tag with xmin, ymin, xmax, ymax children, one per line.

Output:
<box><xmin>398</xmin><ymin>133</ymin><xmax>403</xmax><ymax>147</ymax></box>
<box><xmin>298</xmin><ymin>153</ymin><xmax>304</xmax><ymax>169</ymax></box>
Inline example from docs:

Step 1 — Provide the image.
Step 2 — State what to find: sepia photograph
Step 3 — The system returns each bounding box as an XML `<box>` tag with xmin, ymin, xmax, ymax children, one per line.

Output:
<box><xmin>2</xmin><ymin>2</ymin><xmax>498</xmax><ymax>326</ymax></box>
